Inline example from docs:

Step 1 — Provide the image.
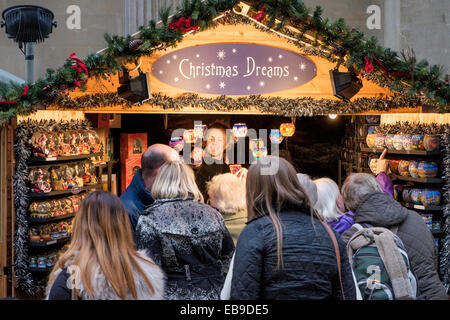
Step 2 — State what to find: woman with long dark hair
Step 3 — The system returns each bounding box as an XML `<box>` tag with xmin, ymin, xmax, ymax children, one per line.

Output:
<box><xmin>46</xmin><ymin>191</ymin><xmax>165</xmax><ymax>300</ymax></box>
<box><xmin>230</xmin><ymin>156</ymin><xmax>356</xmax><ymax>300</ymax></box>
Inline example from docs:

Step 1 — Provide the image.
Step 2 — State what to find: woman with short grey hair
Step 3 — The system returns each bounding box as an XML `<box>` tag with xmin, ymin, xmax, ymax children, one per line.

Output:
<box><xmin>341</xmin><ymin>173</ymin><xmax>382</xmax><ymax>213</ymax></box>
<box><xmin>341</xmin><ymin>172</ymin><xmax>447</xmax><ymax>300</ymax></box>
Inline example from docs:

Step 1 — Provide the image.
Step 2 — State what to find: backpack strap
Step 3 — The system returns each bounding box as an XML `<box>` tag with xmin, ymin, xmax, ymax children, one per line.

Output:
<box><xmin>320</xmin><ymin>221</ymin><xmax>345</xmax><ymax>300</ymax></box>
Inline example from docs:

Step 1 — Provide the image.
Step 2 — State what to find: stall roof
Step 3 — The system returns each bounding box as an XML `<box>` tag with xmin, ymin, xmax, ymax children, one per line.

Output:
<box><xmin>0</xmin><ymin>69</ymin><xmax>24</xmax><ymax>85</ymax></box>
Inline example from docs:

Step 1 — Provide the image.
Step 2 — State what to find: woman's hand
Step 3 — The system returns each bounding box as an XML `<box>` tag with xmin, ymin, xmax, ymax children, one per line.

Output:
<box><xmin>375</xmin><ymin>148</ymin><xmax>389</xmax><ymax>175</ymax></box>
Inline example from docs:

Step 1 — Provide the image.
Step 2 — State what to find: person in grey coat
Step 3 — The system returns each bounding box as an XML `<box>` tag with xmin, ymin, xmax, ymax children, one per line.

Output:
<box><xmin>341</xmin><ymin>173</ymin><xmax>448</xmax><ymax>300</ymax></box>
<box><xmin>135</xmin><ymin>160</ymin><xmax>235</xmax><ymax>300</ymax></box>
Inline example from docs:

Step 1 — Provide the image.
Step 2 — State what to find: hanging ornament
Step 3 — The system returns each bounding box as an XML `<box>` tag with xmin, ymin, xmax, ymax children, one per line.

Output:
<box><xmin>253</xmin><ymin>4</ymin><xmax>266</xmax><ymax>22</ymax></box>
<box><xmin>129</xmin><ymin>39</ymin><xmax>143</xmax><ymax>52</ymax></box>
<box><xmin>70</xmin><ymin>52</ymin><xmax>89</xmax><ymax>87</ymax></box>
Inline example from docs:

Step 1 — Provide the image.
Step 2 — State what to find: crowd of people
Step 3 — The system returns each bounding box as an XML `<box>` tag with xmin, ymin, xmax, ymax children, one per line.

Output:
<box><xmin>45</xmin><ymin>139</ymin><xmax>448</xmax><ymax>300</ymax></box>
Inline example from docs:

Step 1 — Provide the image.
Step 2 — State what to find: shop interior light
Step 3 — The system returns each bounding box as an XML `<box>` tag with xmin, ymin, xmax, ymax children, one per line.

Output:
<box><xmin>232</xmin><ymin>123</ymin><xmax>248</xmax><ymax>138</ymax></box>
<box><xmin>280</xmin><ymin>123</ymin><xmax>295</xmax><ymax>137</ymax></box>
<box><xmin>269</xmin><ymin>129</ymin><xmax>284</xmax><ymax>144</ymax></box>
<box><xmin>329</xmin><ymin>114</ymin><xmax>338</xmax><ymax>119</ymax></box>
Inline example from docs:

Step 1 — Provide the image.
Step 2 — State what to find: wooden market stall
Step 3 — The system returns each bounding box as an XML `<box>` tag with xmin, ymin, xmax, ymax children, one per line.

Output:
<box><xmin>0</xmin><ymin>0</ymin><xmax>448</xmax><ymax>299</ymax></box>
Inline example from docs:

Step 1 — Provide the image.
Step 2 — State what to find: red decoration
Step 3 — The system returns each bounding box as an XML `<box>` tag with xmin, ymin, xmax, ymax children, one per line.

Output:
<box><xmin>372</xmin><ymin>56</ymin><xmax>411</xmax><ymax>79</ymax></box>
<box><xmin>70</xmin><ymin>52</ymin><xmax>89</xmax><ymax>87</ymax></box>
<box><xmin>121</xmin><ymin>155</ymin><xmax>142</xmax><ymax>194</ymax></box>
<box><xmin>169</xmin><ymin>17</ymin><xmax>198</xmax><ymax>33</ymax></box>
<box><xmin>253</xmin><ymin>4</ymin><xmax>266</xmax><ymax>22</ymax></box>
<box><xmin>120</xmin><ymin>133</ymin><xmax>147</xmax><ymax>161</ymax></box>
<box><xmin>0</xmin><ymin>85</ymin><xmax>28</xmax><ymax>105</ymax></box>
<box><xmin>363</xmin><ymin>56</ymin><xmax>374</xmax><ymax>73</ymax></box>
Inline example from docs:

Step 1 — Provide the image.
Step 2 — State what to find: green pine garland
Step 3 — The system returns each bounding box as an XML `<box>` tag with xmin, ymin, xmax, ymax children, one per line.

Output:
<box><xmin>1</xmin><ymin>0</ymin><xmax>449</xmax><ymax>123</ymax></box>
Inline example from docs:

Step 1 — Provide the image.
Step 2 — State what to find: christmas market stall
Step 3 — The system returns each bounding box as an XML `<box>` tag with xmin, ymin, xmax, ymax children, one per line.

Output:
<box><xmin>0</xmin><ymin>0</ymin><xmax>449</xmax><ymax>299</ymax></box>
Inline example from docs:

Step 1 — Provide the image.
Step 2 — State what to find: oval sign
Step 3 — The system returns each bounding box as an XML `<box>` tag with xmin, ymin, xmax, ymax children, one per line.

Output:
<box><xmin>152</xmin><ymin>43</ymin><xmax>316</xmax><ymax>95</ymax></box>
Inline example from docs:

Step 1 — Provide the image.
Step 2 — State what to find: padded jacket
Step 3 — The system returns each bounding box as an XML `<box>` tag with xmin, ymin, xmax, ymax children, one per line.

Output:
<box><xmin>230</xmin><ymin>210</ymin><xmax>356</xmax><ymax>300</ymax></box>
<box><xmin>342</xmin><ymin>192</ymin><xmax>448</xmax><ymax>300</ymax></box>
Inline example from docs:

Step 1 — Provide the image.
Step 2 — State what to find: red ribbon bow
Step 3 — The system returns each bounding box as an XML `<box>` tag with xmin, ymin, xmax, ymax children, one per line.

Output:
<box><xmin>169</xmin><ymin>17</ymin><xmax>198</xmax><ymax>33</ymax></box>
<box><xmin>0</xmin><ymin>85</ymin><xmax>28</xmax><ymax>105</ymax></box>
<box><xmin>364</xmin><ymin>55</ymin><xmax>411</xmax><ymax>79</ymax></box>
<box><xmin>70</xmin><ymin>52</ymin><xmax>89</xmax><ymax>87</ymax></box>
<box><xmin>363</xmin><ymin>56</ymin><xmax>374</xmax><ymax>73</ymax></box>
<box><xmin>253</xmin><ymin>4</ymin><xmax>266</xmax><ymax>22</ymax></box>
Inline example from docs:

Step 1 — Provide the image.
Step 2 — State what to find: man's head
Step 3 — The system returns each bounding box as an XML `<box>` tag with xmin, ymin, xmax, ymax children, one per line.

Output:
<box><xmin>141</xmin><ymin>144</ymin><xmax>179</xmax><ymax>191</ymax></box>
<box><xmin>341</xmin><ymin>173</ymin><xmax>382</xmax><ymax>212</ymax></box>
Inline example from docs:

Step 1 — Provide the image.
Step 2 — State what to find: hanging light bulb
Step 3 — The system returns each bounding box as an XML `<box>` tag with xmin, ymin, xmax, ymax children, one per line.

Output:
<box><xmin>232</xmin><ymin>123</ymin><xmax>248</xmax><ymax>138</ymax></box>
<box><xmin>269</xmin><ymin>129</ymin><xmax>284</xmax><ymax>144</ymax></box>
<box><xmin>193</xmin><ymin>124</ymin><xmax>207</xmax><ymax>140</ymax></box>
<box><xmin>280</xmin><ymin>123</ymin><xmax>295</xmax><ymax>137</ymax></box>
<box><xmin>329</xmin><ymin>114</ymin><xmax>338</xmax><ymax>119</ymax></box>
<box><xmin>183</xmin><ymin>129</ymin><xmax>195</xmax><ymax>143</ymax></box>
<box><xmin>169</xmin><ymin>136</ymin><xmax>184</xmax><ymax>152</ymax></box>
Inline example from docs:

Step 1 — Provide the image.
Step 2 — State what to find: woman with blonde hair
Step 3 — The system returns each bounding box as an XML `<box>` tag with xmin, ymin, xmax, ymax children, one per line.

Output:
<box><xmin>230</xmin><ymin>156</ymin><xmax>356</xmax><ymax>300</ymax></box>
<box><xmin>314</xmin><ymin>177</ymin><xmax>354</xmax><ymax>235</ymax></box>
<box><xmin>46</xmin><ymin>191</ymin><xmax>165</xmax><ymax>300</ymax></box>
<box><xmin>135</xmin><ymin>160</ymin><xmax>235</xmax><ymax>300</ymax></box>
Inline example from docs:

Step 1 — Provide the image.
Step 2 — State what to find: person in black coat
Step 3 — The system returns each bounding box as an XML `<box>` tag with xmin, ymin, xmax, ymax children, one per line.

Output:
<box><xmin>230</xmin><ymin>156</ymin><xmax>356</xmax><ymax>300</ymax></box>
<box><xmin>135</xmin><ymin>160</ymin><xmax>235</xmax><ymax>300</ymax></box>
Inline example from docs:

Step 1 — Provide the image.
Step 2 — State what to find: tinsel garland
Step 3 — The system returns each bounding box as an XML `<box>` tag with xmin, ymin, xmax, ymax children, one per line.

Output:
<box><xmin>441</xmin><ymin>129</ymin><xmax>450</xmax><ymax>293</ymax></box>
<box><xmin>13</xmin><ymin>119</ymin><xmax>91</xmax><ymax>295</ymax></box>
<box><xmin>52</xmin><ymin>92</ymin><xmax>424</xmax><ymax>116</ymax></box>
<box><xmin>0</xmin><ymin>0</ymin><xmax>449</xmax><ymax>123</ymax></box>
<box><xmin>375</xmin><ymin>121</ymin><xmax>449</xmax><ymax>135</ymax></box>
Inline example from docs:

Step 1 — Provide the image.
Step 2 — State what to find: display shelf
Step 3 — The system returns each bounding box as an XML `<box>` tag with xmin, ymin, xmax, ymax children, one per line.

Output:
<box><xmin>28</xmin><ymin>184</ymin><xmax>101</xmax><ymax>199</ymax></box>
<box><xmin>27</xmin><ymin>267</ymin><xmax>52</xmax><ymax>273</ymax></box>
<box><xmin>360</xmin><ymin>147</ymin><xmax>441</xmax><ymax>156</ymax></box>
<box><xmin>431</xmin><ymin>230</ymin><xmax>444</xmax><ymax>236</ymax></box>
<box><xmin>401</xmin><ymin>203</ymin><xmax>442</xmax><ymax>211</ymax></box>
<box><xmin>28</xmin><ymin>152</ymin><xmax>101</xmax><ymax>165</ymax></box>
<box><xmin>28</xmin><ymin>235</ymin><xmax>71</xmax><ymax>247</ymax></box>
<box><xmin>392</xmin><ymin>175</ymin><xmax>443</xmax><ymax>184</ymax></box>
<box><xmin>28</xmin><ymin>213</ymin><xmax>75</xmax><ymax>224</ymax></box>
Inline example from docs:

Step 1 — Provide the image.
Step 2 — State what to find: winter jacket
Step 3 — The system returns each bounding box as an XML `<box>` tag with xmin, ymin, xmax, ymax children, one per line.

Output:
<box><xmin>376</xmin><ymin>172</ymin><xmax>394</xmax><ymax>198</ymax></box>
<box><xmin>327</xmin><ymin>212</ymin><xmax>355</xmax><ymax>235</ymax></box>
<box><xmin>342</xmin><ymin>192</ymin><xmax>448</xmax><ymax>300</ymax></box>
<box><xmin>221</xmin><ymin>209</ymin><xmax>248</xmax><ymax>246</ymax></box>
<box><xmin>230</xmin><ymin>209</ymin><xmax>356</xmax><ymax>300</ymax></box>
<box><xmin>120</xmin><ymin>169</ymin><xmax>154</xmax><ymax>233</ymax></box>
<box><xmin>195</xmin><ymin>159</ymin><xmax>230</xmax><ymax>202</ymax></box>
<box><xmin>47</xmin><ymin>250</ymin><xmax>165</xmax><ymax>300</ymax></box>
<box><xmin>135</xmin><ymin>198</ymin><xmax>235</xmax><ymax>300</ymax></box>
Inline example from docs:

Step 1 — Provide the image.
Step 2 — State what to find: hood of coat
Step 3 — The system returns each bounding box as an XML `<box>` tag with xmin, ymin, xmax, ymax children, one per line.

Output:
<box><xmin>354</xmin><ymin>192</ymin><xmax>409</xmax><ymax>227</ymax></box>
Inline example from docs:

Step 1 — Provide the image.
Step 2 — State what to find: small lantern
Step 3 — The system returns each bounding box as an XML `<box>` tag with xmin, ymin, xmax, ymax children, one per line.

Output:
<box><xmin>252</xmin><ymin>147</ymin><xmax>268</xmax><ymax>160</ymax></box>
<box><xmin>169</xmin><ymin>136</ymin><xmax>184</xmax><ymax>152</ymax></box>
<box><xmin>183</xmin><ymin>129</ymin><xmax>195</xmax><ymax>144</ymax></box>
<box><xmin>269</xmin><ymin>129</ymin><xmax>283</xmax><ymax>144</ymax></box>
<box><xmin>232</xmin><ymin>123</ymin><xmax>248</xmax><ymax>138</ymax></box>
<box><xmin>249</xmin><ymin>139</ymin><xmax>265</xmax><ymax>152</ymax></box>
<box><xmin>280</xmin><ymin>123</ymin><xmax>295</xmax><ymax>137</ymax></box>
<box><xmin>193</xmin><ymin>124</ymin><xmax>207</xmax><ymax>140</ymax></box>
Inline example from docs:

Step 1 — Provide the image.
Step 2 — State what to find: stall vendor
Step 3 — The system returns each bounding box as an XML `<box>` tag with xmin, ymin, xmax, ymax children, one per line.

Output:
<box><xmin>195</xmin><ymin>123</ymin><xmax>232</xmax><ymax>202</ymax></box>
